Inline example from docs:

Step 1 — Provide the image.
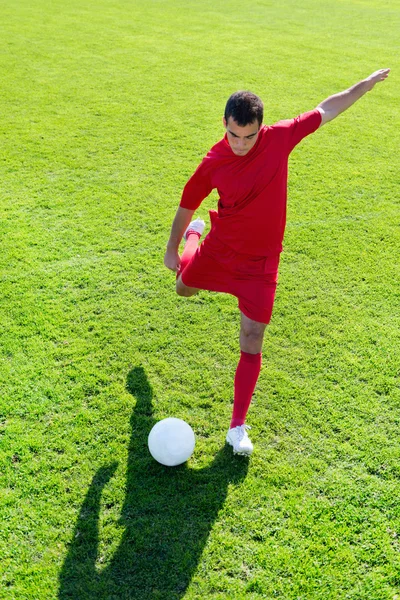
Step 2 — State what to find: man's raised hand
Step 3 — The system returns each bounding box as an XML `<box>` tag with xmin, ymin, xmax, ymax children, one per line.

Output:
<box><xmin>365</xmin><ymin>68</ymin><xmax>390</xmax><ymax>91</ymax></box>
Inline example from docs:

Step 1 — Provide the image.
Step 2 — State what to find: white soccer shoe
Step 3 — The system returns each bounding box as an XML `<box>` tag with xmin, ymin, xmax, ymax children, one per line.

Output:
<box><xmin>226</xmin><ymin>425</ymin><xmax>253</xmax><ymax>456</ymax></box>
<box><xmin>183</xmin><ymin>218</ymin><xmax>205</xmax><ymax>241</ymax></box>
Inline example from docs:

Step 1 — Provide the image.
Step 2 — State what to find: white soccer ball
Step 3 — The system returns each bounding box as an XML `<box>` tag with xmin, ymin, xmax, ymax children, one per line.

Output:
<box><xmin>148</xmin><ymin>418</ymin><xmax>195</xmax><ymax>466</ymax></box>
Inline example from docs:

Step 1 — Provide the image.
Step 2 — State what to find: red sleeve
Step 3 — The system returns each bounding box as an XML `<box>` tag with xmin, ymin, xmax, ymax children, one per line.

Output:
<box><xmin>287</xmin><ymin>109</ymin><xmax>322</xmax><ymax>153</ymax></box>
<box><xmin>180</xmin><ymin>158</ymin><xmax>213</xmax><ymax>210</ymax></box>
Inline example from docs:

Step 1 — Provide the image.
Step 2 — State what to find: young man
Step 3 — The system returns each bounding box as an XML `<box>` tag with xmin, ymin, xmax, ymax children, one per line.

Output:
<box><xmin>164</xmin><ymin>69</ymin><xmax>390</xmax><ymax>456</ymax></box>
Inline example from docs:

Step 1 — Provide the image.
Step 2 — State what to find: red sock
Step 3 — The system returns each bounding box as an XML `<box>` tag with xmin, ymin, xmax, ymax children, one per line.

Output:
<box><xmin>178</xmin><ymin>232</ymin><xmax>200</xmax><ymax>276</ymax></box>
<box><xmin>230</xmin><ymin>351</ymin><xmax>262</xmax><ymax>429</ymax></box>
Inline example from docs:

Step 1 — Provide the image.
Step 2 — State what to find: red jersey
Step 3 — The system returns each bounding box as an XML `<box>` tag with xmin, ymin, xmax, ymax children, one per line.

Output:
<box><xmin>180</xmin><ymin>109</ymin><xmax>321</xmax><ymax>256</ymax></box>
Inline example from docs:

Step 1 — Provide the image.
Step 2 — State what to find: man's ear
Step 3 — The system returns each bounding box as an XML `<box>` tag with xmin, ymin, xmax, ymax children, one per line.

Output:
<box><xmin>222</xmin><ymin>117</ymin><xmax>227</xmax><ymax>128</ymax></box>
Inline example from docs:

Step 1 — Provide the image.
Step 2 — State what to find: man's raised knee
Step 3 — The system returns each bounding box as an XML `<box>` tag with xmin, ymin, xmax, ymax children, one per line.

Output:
<box><xmin>176</xmin><ymin>276</ymin><xmax>199</xmax><ymax>297</ymax></box>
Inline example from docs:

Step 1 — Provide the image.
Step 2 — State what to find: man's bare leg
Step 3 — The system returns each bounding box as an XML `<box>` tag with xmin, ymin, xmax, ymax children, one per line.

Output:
<box><xmin>239</xmin><ymin>312</ymin><xmax>267</xmax><ymax>354</ymax></box>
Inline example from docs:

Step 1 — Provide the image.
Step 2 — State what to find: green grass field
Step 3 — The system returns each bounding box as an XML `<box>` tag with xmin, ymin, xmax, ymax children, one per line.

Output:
<box><xmin>1</xmin><ymin>0</ymin><xmax>399</xmax><ymax>598</ymax></box>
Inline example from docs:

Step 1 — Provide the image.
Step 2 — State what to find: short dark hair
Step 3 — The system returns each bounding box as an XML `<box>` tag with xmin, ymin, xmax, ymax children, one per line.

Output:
<box><xmin>224</xmin><ymin>91</ymin><xmax>263</xmax><ymax>127</ymax></box>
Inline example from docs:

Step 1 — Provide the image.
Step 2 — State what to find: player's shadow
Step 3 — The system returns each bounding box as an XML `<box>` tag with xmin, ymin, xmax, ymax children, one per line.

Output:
<box><xmin>59</xmin><ymin>366</ymin><xmax>249</xmax><ymax>599</ymax></box>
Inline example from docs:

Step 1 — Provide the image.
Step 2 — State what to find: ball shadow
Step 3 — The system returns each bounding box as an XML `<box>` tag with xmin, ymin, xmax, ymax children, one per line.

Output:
<box><xmin>59</xmin><ymin>366</ymin><xmax>249</xmax><ymax>599</ymax></box>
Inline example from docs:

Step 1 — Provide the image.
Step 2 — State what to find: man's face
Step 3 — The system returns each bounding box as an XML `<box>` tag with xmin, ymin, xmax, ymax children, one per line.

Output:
<box><xmin>223</xmin><ymin>116</ymin><xmax>261</xmax><ymax>156</ymax></box>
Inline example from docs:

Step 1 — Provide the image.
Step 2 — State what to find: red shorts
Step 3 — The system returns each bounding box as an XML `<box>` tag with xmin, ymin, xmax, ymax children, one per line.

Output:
<box><xmin>181</xmin><ymin>233</ymin><xmax>280</xmax><ymax>324</ymax></box>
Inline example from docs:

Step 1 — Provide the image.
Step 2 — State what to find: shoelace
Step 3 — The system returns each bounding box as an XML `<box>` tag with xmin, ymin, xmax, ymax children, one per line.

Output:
<box><xmin>236</xmin><ymin>424</ymin><xmax>251</xmax><ymax>441</ymax></box>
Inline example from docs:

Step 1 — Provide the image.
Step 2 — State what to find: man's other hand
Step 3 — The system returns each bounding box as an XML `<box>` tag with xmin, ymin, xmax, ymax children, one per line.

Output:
<box><xmin>164</xmin><ymin>249</ymin><xmax>181</xmax><ymax>272</ymax></box>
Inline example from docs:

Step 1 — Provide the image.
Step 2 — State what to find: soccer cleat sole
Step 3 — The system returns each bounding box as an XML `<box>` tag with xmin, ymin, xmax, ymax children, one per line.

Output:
<box><xmin>233</xmin><ymin>447</ymin><xmax>253</xmax><ymax>456</ymax></box>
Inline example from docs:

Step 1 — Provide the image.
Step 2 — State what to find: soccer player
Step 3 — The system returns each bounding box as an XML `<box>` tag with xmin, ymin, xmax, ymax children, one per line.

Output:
<box><xmin>164</xmin><ymin>69</ymin><xmax>390</xmax><ymax>456</ymax></box>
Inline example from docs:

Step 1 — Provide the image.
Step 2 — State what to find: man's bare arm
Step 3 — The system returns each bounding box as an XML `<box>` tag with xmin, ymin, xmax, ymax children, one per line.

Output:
<box><xmin>164</xmin><ymin>206</ymin><xmax>195</xmax><ymax>272</ymax></box>
<box><xmin>317</xmin><ymin>68</ymin><xmax>390</xmax><ymax>126</ymax></box>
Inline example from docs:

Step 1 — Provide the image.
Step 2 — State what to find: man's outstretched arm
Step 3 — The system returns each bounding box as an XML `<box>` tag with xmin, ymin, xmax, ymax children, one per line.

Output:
<box><xmin>317</xmin><ymin>68</ymin><xmax>390</xmax><ymax>126</ymax></box>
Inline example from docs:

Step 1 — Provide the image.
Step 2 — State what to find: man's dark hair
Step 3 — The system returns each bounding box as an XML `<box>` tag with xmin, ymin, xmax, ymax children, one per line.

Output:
<box><xmin>224</xmin><ymin>91</ymin><xmax>264</xmax><ymax>127</ymax></box>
